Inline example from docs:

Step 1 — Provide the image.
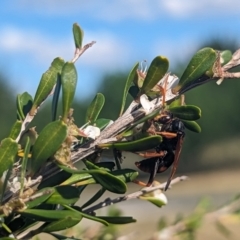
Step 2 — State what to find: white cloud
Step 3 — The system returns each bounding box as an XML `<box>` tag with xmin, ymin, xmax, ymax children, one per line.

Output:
<box><xmin>0</xmin><ymin>27</ymin><xmax>72</xmax><ymax>63</ymax></box>
<box><xmin>10</xmin><ymin>0</ymin><xmax>240</xmax><ymax>20</ymax></box>
<box><xmin>161</xmin><ymin>0</ymin><xmax>240</xmax><ymax>17</ymax></box>
<box><xmin>0</xmin><ymin>26</ymin><xmax>133</xmax><ymax>70</ymax></box>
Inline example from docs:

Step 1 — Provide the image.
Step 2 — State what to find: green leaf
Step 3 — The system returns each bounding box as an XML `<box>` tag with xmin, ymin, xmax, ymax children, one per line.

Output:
<box><xmin>51</xmin><ymin>58</ymin><xmax>65</xmax><ymax>121</ymax></box>
<box><xmin>17</xmin><ymin>92</ymin><xmax>33</xmax><ymax>120</ymax></box>
<box><xmin>220</xmin><ymin>50</ymin><xmax>232</xmax><ymax>66</ymax></box>
<box><xmin>38</xmin><ymin>171</ymin><xmax>71</xmax><ymax>189</ymax></box>
<box><xmin>169</xmin><ymin>105</ymin><xmax>201</xmax><ymax>120</ymax></box>
<box><xmin>95</xmin><ymin>161</ymin><xmax>115</xmax><ymax>170</ymax></box>
<box><xmin>31</xmin><ymin>58</ymin><xmax>64</xmax><ymax>115</ymax></box>
<box><xmin>19</xmin><ymin>127</ymin><xmax>38</xmax><ymax>149</ymax></box>
<box><xmin>119</xmin><ymin>62</ymin><xmax>139</xmax><ymax>116</ymax></box>
<box><xmin>0</xmin><ymin>138</ymin><xmax>18</xmax><ymax>178</ymax></box>
<box><xmin>139</xmin><ymin>195</ymin><xmax>167</xmax><ymax>208</ymax></box>
<box><xmin>94</xmin><ymin>118</ymin><xmax>112</xmax><ymax>130</ymax></box>
<box><xmin>60</xmin><ymin>168</ymin><xmax>138</xmax><ymax>186</ymax></box>
<box><xmin>30</xmin><ymin>120</ymin><xmax>67</xmax><ymax>176</ymax></box>
<box><xmin>52</xmin><ymin>73</ymin><xmax>62</xmax><ymax>121</ymax></box>
<box><xmin>128</xmin><ymin>85</ymin><xmax>140</xmax><ymax>99</ymax></box>
<box><xmin>45</xmin><ymin>186</ymin><xmax>79</xmax><ymax>205</ymax></box>
<box><xmin>182</xmin><ymin>120</ymin><xmax>201</xmax><ymax>133</ymax></box>
<box><xmin>85</xmin><ymin>93</ymin><xmax>105</xmax><ymax>124</ymax></box>
<box><xmin>96</xmin><ymin>216</ymin><xmax>136</xmax><ymax>224</ymax></box>
<box><xmin>60</xmin><ymin>172</ymin><xmax>94</xmax><ymax>186</ymax></box>
<box><xmin>20</xmin><ymin>137</ymin><xmax>31</xmax><ymax>195</ymax></box>
<box><xmin>111</xmin><ymin>169</ymin><xmax>138</xmax><ymax>183</ymax></box>
<box><xmin>81</xmin><ymin>187</ymin><xmax>105</xmax><ymax>209</ymax></box>
<box><xmin>84</xmin><ymin>161</ymin><xmax>127</xmax><ymax>194</ymax></box>
<box><xmin>140</xmin><ymin>56</ymin><xmax>169</xmax><ymax>95</ymax></box>
<box><xmin>98</xmin><ymin>135</ymin><xmax>162</xmax><ymax>152</ymax></box>
<box><xmin>64</xmin><ymin>205</ymin><xmax>109</xmax><ymax>226</ymax></box>
<box><xmin>61</xmin><ymin>62</ymin><xmax>78</xmax><ymax>121</ymax></box>
<box><xmin>48</xmin><ymin>233</ymin><xmax>81</xmax><ymax>240</ymax></box>
<box><xmin>80</xmin><ymin>212</ymin><xmax>109</xmax><ymax>226</ymax></box>
<box><xmin>173</xmin><ymin>48</ymin><xmax>217</xmax><ymax>93</ymax></box>
<box><xmin>19</xmin><ymin>209</ymin><xmax>80</xmax><ymax>222</ymax></box>
<box><xmin>168</xmin><ymin>97</ymin><xmax>182</xmax><ymax>108</ymax></box>
<box><xmin>26</xmin><ymin>188</ymin><xmax>54</xmax><ymax>209</ymax></box>
<box><xmin>42</xmin><ymin>216</ymin><xmax>82</xmax><ymax>233</ymax></box>
<box><xmin>0</xmin><ymin>166</ymin><xmax>12</xmax><ymax>203</ymax></box>
<box><xmin>73</xmin><ymin>23</ymin><xmax>84</xmax><ymax>49</ymax></box>
<box><xmin>8</xmin><ymin>120</ymin><xmax>22</xmax><ymax>140</ymax></box>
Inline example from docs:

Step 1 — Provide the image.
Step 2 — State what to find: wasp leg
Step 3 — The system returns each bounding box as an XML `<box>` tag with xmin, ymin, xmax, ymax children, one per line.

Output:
<box><xmin>137</xmin><ymin>151</ymin><xmax>165</xmax><ymax>158</ymax></box>
<box><xmin>157</xmin><ymin>131</ymin><xmax>177</xmax><ymax>138</ymax></box>
<box><xmin>146</xmin><ymin>158</ymin><xmax>160</xmax><ymax>186</ymax></box>
<box><xmin>132</xmin><ymin>179</ymin><xmax>148</xmax><ymax>187</ymax></box>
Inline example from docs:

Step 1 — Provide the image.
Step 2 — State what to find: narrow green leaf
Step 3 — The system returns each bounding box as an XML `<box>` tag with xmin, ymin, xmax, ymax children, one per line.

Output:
<box><xmin>31</xmin><ymin>58</ymin><xmax>65</xmax><ymax>115</ymax></box>
<box><xmin>85</xmin><ymin>93</ymin><xmax>105</xmax><ymax>123</ymax></box>
<box><xmin>97</xmin><ymin>216</ymin><xmax>137</xmax><ymax>224</ymax></box>
<box><xmin>45</xmin><ymin>186</ymin><xmax>79</xmax><ymax>205</ymax></box>
<box><xmin>95</xmin><ymin>161</ymin><xmax>115</xmax><ymax>170</ymax></box>
<box><xmin>17</xmin><ymin>92</ymin><xmax>33</xmax><ymax>120</ymax></box>
<box><xmin>8</xmin><ymin>120</ymin><xmax>22</xmax><ymax>140</ymax></box>
<box><xmin>20</xmin><ymin>137</ymin><xmax>31</xmax><ymax>195</ymax></box>
<box><xmin>182</xmin><ymin>120</ymin><xmax>201</xmax><ymax>133</ymax></box>
<box><xmin>169</xmin><ymin>105</ymin><xmax>201</xmax><ymax>120</ymax></box>
<box><xmin>60</xmin><ymin>168</ymin><xmax>138</xmax><ymax>186</ymax></box>
<box><xmin>26</xmin><ymin>188</ymin><xmax>54</xmax><ymax>209</ymax></box>
<box><xmin>64</xmin><ymin>205</ymin><xmax>109</xmax><ymax>226</ymax></box>
<box><xmin>98</xmin><ymin>135</ymin><xmax>162</xmax><ymax>152</ymax></box>
<box><xmin>173</xmin><ymin>48</ymin><xmax>217</xmax><ymax>93</ymax></box>
<box><xmin>59</xmin><ymin>165</ymin><xmax>110</xmax><ymax>174</ymax></box>
<box><xmin>81</xmin><ymin>187</ymin><xmax>105</xmax><ymax>209</ymax></box>
<box><xmin>120</xmin><ymin>62</ymin><xmax>139</xmax><ymax>116</ymax></box>
<box><xmin>111</xmin><ymin>169</ymin><xmax>138</xmax><ymax>183</ymax></box>
<box><xmin>50</xmin><ymin>58</ymin><xmax>65</xmax><ymax>119</ymax></box>
<box><xmin>48</xmin><ymin>233</ymin><xmax>81</xmax><ymax>240</ymax></box>
<box><xmin>93</xmin><ymin>118</ymin><xmax>112</xmax><ymax>130</ymax></box>
<box><xmin>0</xmin><ymin>138</ymin><xmax>18</xmax><ymax>178</ymax></box>
<box><xmin>140</xmin><ymin>56</ymin><xmax>169</xmax><ymax>95</ymax></box>
<box><xmin>38</xmin><ymin>171</ymin><xmax>71</xmax><ymax>189</ymax></box>
<box><xmin>61</xmin><ymin>62</ymin><xmax>78</xmax><ymax>121</ymax></box>
<box><xmin>128</xmin><ymin>85</ymin><xmax>140</xmax><ymax>99</ymax></box>
<box><xmin>85</xmin><ymin>161</ymin><xmax>127</xmax><ymax>194</ymax></box>
<box><xmin>19</xmin><ymin>209</ymin><xmax>80</xmax><ymax>222</ymax></box>
<box><xmin>52</xmin><ymin>73</ymin><xmax>62</xmax><ymax>121</ymax></box>
<box><xmin>42</xmin><ymin>216</ymin><xmax>82</xmax><ymax>233</ymax></box>
<box><xmin>0</xmin><ymin>167</ymin><xmax>12</xmax><ymax>203</ymax></box>
<box><xmin>73</xmin><ymin>23</ymin><xmax>84</xmax><ymax>49</ymax></box>
<box><xmin>30</xmin><ymin>120</ymin><xmax>67</xmax><ymax>176</ymax></box>
<box><xmin>80</xmin><ymin>212</ymin><xmax>109</xmax><ymax>226</ymax></box>
<box><xmin>60</xmin><ymin>172</ymin><xmax>94</xmax><ymax>186</ymax></box>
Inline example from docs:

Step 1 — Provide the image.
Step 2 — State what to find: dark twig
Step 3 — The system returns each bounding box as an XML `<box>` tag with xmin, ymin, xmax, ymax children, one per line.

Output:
<box><xmin>83</xmin><ymin>176</ymin><xmax>188</xmax><ymax>214</ymax></box>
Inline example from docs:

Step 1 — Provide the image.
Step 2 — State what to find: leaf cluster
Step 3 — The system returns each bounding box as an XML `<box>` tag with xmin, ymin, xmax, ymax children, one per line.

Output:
<box><xmin>0</xmin><ymin>23</ymin><xmax>239</xmax><ymax>239</ymax></box>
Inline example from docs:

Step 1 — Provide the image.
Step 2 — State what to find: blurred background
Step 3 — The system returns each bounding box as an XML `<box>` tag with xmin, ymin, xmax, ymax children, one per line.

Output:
<box><xmin>1</xmin><ymin>1</ymin><xmax>240</xmax><ymax>239</ymax></box>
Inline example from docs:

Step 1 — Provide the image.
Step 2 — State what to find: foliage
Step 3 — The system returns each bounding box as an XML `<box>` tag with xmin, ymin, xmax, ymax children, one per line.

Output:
<box><xmin>0</xmin><ymin>23</ymin><xmax>239</xmax><ymax>240</ymax></box>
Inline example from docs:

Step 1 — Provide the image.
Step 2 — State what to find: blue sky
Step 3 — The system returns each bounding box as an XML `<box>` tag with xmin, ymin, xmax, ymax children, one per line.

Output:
<box><xmin>0</xmin><ymin>0</ymin><xmax>239</xmax><ymax>99</ymax></box>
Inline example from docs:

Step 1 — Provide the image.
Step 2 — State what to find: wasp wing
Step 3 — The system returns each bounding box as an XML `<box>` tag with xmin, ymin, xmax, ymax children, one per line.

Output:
<box><xmin>164</xmin><ymin>135</ymin><xmax>184</xmax><ymax>191</ymax></box>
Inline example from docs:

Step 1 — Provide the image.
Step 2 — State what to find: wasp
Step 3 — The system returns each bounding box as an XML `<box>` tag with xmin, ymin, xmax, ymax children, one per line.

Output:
<box><xmin>135</xmin><ymin>111</ymin><xmax>185</xmax><ymax>190</ymax></box>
